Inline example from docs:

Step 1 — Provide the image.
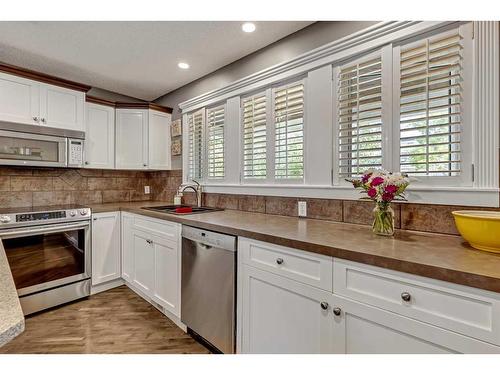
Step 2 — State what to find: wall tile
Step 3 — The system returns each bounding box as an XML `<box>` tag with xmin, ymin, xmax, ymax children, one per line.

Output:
<box><xmin>0</xmin><ymin>167</ymin><xmax>33</xmax><ymax>176</ymax></box>
<box><xmin>77</xmin><ymin>169</ymin><xmax>103</xmax><ymax>177</ymax></box>
<box><xmin>102</xmin><ymin>190</ymin><xmax>131</xmax><ymax>203</ymax></box>
<box><xmin>10</xmin><ymin>176</ymin><xmax>54</xmax><ymax>192</ymax></box>
<box><xmin>0</xmin><ymin>192</ymin><xmax>32</xmax><ymax>208</ymax></box>
<box><xmin>305</xmin><ymin>198</ymin><xmax>343</xmax><ymax>221</ymax></box>
<box><xmin>399</xmin><ymin>204</ymin><xmax>494</xmax><ymax>235</ymax></box>
<box><xmin>343</xmin><ymin>200</ymin><xmax>401</xmax><ymax>228</ymax></box>
<box><xmin>203</xmin><ymin>193</ymin><xmax>239</xmax><ymax>209</ymax></box>
<box><xmin>238</xmin><ymin>195</ymin><xmax>266</xmax><ymax>213</ymax></box>
<box><xmin>0</xmin><ymin>176</ymin><xmax>10</xmax><ymax>191</ymax></box>
<box><xmin>265</xmin><ymin>196</ymin><xmax>298</xmax><ymax>216</ymax></box>
<box><xmin>88</xmin><ymin>177</ymin><xmax>117</xmax><ymax>190</ymax></box>
<box><xmin>33</xmin><ymin>191</ymin><xmax>72</xmax><ymax>206</ymax></box>
<box><xmin>71</xmin><ymin>191</ymin><xmax>102</xmax><ymax>205</ymax></box>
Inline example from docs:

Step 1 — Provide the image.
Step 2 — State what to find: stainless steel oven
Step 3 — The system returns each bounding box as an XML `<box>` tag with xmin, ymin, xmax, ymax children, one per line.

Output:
<box><xmin>0</xmin><ymin>207</ymin><xmax>91</xmax><ymax>315</ymax></box>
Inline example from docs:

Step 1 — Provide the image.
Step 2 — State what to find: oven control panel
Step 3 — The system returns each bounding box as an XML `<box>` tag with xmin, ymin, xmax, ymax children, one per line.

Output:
<box><xmin>0</xmin><ymin>208</ymin><xmax>91</xmax><ymax>228</ymax></box>
<box><xmin>17</xmin><ymin>211</ymin><xmax>67</xmax><ymax>222</ymax></box>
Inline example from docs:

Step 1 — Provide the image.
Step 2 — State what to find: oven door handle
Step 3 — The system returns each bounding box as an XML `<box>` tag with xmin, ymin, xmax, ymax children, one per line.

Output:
<box><xmin>0</xmin><ymin>222</ymin><xmax>89</xmax><ymax>239</ymax></box>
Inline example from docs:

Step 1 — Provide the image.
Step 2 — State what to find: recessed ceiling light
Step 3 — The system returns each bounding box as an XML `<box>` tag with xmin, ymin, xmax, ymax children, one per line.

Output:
<box><xmin>242</xmin><ymin>22</ymin><xmax>256</xmax><ymax>33</ymax></box>
<box><xmin>178</xmin><ymin>62</ymin><xmax>190</xmax><ymax>69</ymax></box>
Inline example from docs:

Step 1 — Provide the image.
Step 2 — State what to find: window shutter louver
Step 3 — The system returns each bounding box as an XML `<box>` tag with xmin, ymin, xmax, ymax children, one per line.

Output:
<box><xmin>399</xmin><ymin>31</ymin><xmax>463</xmax><ymax>176</ymax></box>
<box><xmin>337</xmin><ymin>56</ymin><xmax>383</xmax><ymax>178</ymax></box>
<box><xmin>274</xmin><ymin>82</ymin><xmax>304</xmax><ymax>180</ymax></box>
<box><xmin>242</xmin><ymin>93</ymin><xmax>267</xmax><ymax>179</ymax></box>
<box><xmin>188</xmin><ymin>110</ymin><xmax>203</xmax><ymax>180</ymax></box>
<box><xmin>207</xmin><ymin>106</ymin><xmax>225</xmax><ymax>179</ymax></box>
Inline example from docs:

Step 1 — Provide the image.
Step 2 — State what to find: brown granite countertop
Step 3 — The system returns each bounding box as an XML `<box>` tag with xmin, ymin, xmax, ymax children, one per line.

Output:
<box><xmin>92</xmin><ymin>201</ymin><xmax>500</xmax><ymax>293</ymax></box>
<box><xmin>0</xmin><ymin>241</ymin><xmax>24</xmax><ymax>347</ymax></box>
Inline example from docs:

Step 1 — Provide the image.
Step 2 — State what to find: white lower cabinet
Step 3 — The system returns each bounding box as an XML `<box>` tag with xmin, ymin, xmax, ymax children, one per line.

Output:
<box><xmin>240</xmin><ymin>264</ymin><xmax>334</xmax><ymax>354</ymax></box>
<box><xmin>238</xmin><ymin>237</ymin><xmax>500</xmax><ymax>354</ymax></box>
<box><xmin>120</xmin><ymin>212</ymin><xmax>181</xmax><ymax>317</ymax></box>
<box><xmin>91</xmin><ymin>212</ymin><xmax>121</xmax><ymax>287</ymax></box>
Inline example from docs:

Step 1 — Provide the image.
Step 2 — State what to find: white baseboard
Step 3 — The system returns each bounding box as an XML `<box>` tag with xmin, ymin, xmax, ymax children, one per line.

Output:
<box><xmin>124</xmin><ymin>281</ymin><xmax>187</xmax><ymax>332</ymax></box>
<box><xmin>91</xmin><ymin>278</ymin><xmax>125</xmax><ymax>295</ymax></box>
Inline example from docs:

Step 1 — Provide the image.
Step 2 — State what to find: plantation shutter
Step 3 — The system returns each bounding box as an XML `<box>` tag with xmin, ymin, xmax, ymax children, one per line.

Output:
<box><xmin>207</xmin><ymin>106</ymin><xmax>225</xmax><ymax>179</ymax></box>
<box><xmin>399</xmin><ymin>30</ymin><xmax>463</xmax><ymax>176</ymax></box>
<box><xmin>337</xmin><ymin>55</ymin><xmax>383</xmax><ymax>178</ymax></box>
<box><xmin>242</xmin><ymin>93</ymin><xmax>267</xmax><ymax>179</ymax></box>
<box><xmin>187</xmin><ymin>110</ymin><xmax>204</xmax><ymax>180</ymax></box>
<box><xmin>274</xmin><ymin>82</ymin><xmax>304</xmax><ymax>180</ymax></box>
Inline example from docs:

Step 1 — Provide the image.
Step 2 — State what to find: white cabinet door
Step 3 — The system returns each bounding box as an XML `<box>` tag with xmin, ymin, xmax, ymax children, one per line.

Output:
<box><xmin>148</xmin><ymin>110</ymin><xmax>171</xmax><ymax>170</ymax></box>
<box><xmin>91</xmin><ymin>212</ymin><xmax>121</xmax><ymax>286</ymax></box>
<box><xmin>115</xmin><ymin>109</ymin><xmax>148</xmax><ymax>169</ymax></box>
<box><xmin>152</xmin><ymin>235</ymin><xmax>180</xmax><ymax>316</ymax></box>
<box><xmin>0</xmin><ymin>72</ymin><xmax>40</xmax><ymax>125</ymax></box>
<box><xmin>121</xmin><ymin>212</ymin><xmax>134</xmax><ymax>283</ymax></box>
<box><xmin>240</xmin><ymin>264</ymin><xmax>334</xmax><ymax>354</ymax></box>
<box><xmin>40</xmin><ymin>83</ymin><xmax>85</xmax><ymax>131</ymax></box>
<box><xmin>132</xmin><ymin>228</ymin><xmax>155</xmax><ymax>297</ymax></box>
<box><xmin>85</xmin><ymin>102</ymin><xmax>115</xmax><ymax>169</ymax></box>
<box><xmin>331</xmin><ymin>295</ymin><xmax>500</xmax><ymax>354</ymax></box>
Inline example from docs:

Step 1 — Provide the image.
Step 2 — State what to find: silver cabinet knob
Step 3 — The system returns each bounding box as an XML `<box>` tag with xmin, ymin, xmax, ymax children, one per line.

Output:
<box><xmin>85</xmin><ymin>161</ymin><xmax>89</xmax><ymax>165</ymax></box>
<box><xmin>146</xmin><ymin>239</ymin><xmax>153</xmax><ymax>245</ymax></box>
<box><xmin>143</xmin><ymin>163</ymin><xmax>147</xmax><ymax>167</ymax></box>
<box><xmin>33</xmin><ymin>116</ymin><xmax>39</xmax><ymax>122</ymax></box>
<box><xmin>320</xmin><ymin>302</ymin><xmax>329</xmax><ymax>310</ymax></box>
<box><xmin>401</xmin><ymin>292</ymin><xmax>411</xmax><ymax>302</ymax></box>
<box><xmin>41</xmin><ymin>118</ymin><xmax>46</xmax><ymax>123</ymax></box>
<box><xmin>333</xmin><ymin>307</ymin><xmax>342</xmax><ymax>316</ymax></box>
<box><xmin>276</xmin><ymin>258</ymin><xmax>284</xmax><ymax>265</ymax></box>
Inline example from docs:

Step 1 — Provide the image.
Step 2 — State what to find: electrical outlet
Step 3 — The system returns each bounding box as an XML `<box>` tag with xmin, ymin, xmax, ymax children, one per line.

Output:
<box><xmin>298</xmin><ymin>201</ymin><xmax>307</xmax><ymax>217</ymax></box>
<box><xmin>144</xmin><ymin>185</ymin><xmax>150</xmax><ymax>194</ymax></box>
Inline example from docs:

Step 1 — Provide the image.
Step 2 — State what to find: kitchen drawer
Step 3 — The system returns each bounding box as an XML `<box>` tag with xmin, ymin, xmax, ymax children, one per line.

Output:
<box><xmin>239</xmin><ymin>237</ymin><xmax>333</xmax><ymax>291</ymax></box>
<box><xmin>132</xmin><ymin>214</ymin><xmax>180</xmax><ymax>242</ymax></box>
<box><xmin>333</xmin><ymin>258</ymin><xmax>500</xmax><ymax>346</ymax></box>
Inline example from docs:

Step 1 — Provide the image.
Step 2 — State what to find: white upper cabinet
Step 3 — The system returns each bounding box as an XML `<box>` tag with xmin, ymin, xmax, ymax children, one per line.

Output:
<box><xmin>85</xmin><ymin>102</ymin><xmax>115</xmax><ymax>169</ymax></box>
<box><xmin>0</xmin><ymin>71</ymin><xmax>85</xmax><ymax>131</ymax></box>
<box><xmin>148</xmin><ymin>110</ymin><xmax>171</xmax><ymax>170</ymax></box>
<box><xmin>115</xmin><ymin>107</ymin><xmax>172</xmax><ymax>170</ymax></box>
<box><xmin>0</xmin><ymin>72</ymin><xmax>40</xmax><ymax>125</ymax></box>
<box><xmin>40</xmin><ymin>83</ymin><xmax>85</xmax><ymax>131</ymax></box>
<box><xmin>115</xmin><ymin>108</ymin><xmax>149</xmax><ymax>169</ymax></box>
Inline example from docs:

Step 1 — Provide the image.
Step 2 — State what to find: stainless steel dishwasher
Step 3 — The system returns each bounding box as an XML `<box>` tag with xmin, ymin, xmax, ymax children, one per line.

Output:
<box><xmin>181</xmin><ymin>225</ymin><xmax>236</xmax><ymax>353</ymax></box>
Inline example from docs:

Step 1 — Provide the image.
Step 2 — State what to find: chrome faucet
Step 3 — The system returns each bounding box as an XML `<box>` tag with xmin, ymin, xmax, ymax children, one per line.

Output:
<box><xmin>178</xmin><ymin>180</ymin><xmax>203</xmax><ymax>207</ymax></box>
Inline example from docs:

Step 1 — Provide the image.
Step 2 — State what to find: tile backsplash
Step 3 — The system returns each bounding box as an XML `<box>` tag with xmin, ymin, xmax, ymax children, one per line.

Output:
<box><xmin>1</xmin><ymin>166</ymin><xmax>498</xmax><ymax>236</ymax></box>
<box><xmin>0</xmin><ymin>166</ymin><xmax>151</xmax><ymax>207</ymax></box>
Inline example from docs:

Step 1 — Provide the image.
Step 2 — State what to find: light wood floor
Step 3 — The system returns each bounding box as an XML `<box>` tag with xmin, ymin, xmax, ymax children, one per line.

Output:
<box><xmin>0</xmin><ymin>286</ymin><xmax>210</xmax><ymax>354</ymax></box>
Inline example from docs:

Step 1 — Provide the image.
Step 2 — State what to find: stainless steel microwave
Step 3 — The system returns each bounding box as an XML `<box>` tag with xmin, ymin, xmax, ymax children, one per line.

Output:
<box><xmin>0</xmin><ymin>121</ymin><xmax>84</xmax><ymax>168</ymax></box>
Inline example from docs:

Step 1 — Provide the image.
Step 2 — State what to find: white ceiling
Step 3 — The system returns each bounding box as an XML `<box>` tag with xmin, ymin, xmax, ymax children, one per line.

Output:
<box><xmin>0</xmin><ymin>21</ymin><xmax>313</xmax><ymax>101</ymax></box>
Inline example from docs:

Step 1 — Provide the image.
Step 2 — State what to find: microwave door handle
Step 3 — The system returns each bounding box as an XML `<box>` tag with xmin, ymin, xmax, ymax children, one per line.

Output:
<box><xmin>0</xmin><ymin>222</ymin><xmax>89</xmax><ymax>239</ymax></box>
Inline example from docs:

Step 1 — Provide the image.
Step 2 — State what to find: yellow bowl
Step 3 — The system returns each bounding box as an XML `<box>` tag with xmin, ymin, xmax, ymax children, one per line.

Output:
<box><xmin>452</xmin><ymin>210</ymin><xmax>500</xmax><ymax>253</ymax></box>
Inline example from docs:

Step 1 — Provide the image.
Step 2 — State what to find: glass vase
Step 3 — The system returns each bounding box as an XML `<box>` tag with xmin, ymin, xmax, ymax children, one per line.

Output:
<box><xmin>372</xmin><ymin>202</ymin><xmax>395</xmax><ymax>236</ymax></box>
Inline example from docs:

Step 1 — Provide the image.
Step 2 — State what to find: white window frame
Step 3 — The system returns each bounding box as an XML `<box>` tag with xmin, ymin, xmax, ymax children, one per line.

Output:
<box><xmin>391</xmin><ymin>23</ymin><xmax>474</xmax><ymax>187</ymax></box>
<box><xmin>184</xmin><ymin>108</ymin><xmax>205</xmax><ymax>184</ymax></box>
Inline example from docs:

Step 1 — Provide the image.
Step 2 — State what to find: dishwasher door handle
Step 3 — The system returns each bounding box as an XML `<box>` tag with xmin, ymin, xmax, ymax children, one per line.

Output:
<box><xmin>198</xmin><ymin>242</ymin><xmax>213</xmax><ymax>250</ymax></box>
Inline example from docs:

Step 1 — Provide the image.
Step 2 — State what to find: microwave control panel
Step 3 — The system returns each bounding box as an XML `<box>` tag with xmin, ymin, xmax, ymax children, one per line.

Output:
<box><xmin>68</xmin><ymin>139</ymin><xmax>84</xmax><ymax>167</ymax></box>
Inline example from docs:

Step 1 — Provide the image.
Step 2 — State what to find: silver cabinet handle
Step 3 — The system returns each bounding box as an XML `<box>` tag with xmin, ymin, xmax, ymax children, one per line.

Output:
<box><xmin>276</xmin><ymin>258</ymin><xmax>284</xmax><ymax>265</ymax></box>
<box><xmin>401</xmin><ymin>292</ymin><xmax>411</xmax><ymax>302</ymax></box>
<box><xmin>320</xmin><ymin>302</ymin><xmax>329</xmax><ymax>310</ymax></box>
<box><xmin>333</xmin><ymin>307</ymin><xmax>342</xmax><ymax>316</ymax></box>
<box><xmin>33</xmin><ymin>116</ymin><xmax>39</xmax><ymax>122</ymax></box>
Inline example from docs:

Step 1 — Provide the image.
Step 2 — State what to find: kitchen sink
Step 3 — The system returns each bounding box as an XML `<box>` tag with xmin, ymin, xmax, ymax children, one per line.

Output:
<box><xmin>142</xmin><ymin>205</ymin><xmax>223</xmax><ymax>215</ymax></box>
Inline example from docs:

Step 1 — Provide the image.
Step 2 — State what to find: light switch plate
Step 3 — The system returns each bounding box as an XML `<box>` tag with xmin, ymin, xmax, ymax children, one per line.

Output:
<box><xmin>298</xmin><ymin>201</ymin><xmax>307</xmax><ymax>217</ymax></box>
<box><xmin>144</xmin><ymin>186</ymin><xmax>150</xmax><ymax>194</ymax></box>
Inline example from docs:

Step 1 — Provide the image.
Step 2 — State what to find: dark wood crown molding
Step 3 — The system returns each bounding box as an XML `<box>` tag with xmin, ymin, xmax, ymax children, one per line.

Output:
<box><xmin>85</xmin><ymin>95</ymin><xmax>116</xmax><ymax>107</ymax></box>
<box><xmin>115</xmin><ymin>102</ymin><xmax>173</xmax><ymax>114</ymax></box>
<box><xmin>0</xmin><ymin>61</ymin><xmax>92</xmax><ymax>92</ymax></box>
